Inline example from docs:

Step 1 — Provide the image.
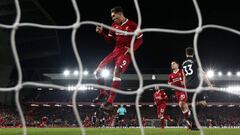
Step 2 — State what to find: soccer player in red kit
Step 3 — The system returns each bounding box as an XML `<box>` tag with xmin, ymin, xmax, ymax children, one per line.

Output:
<box><xmin>40</xmin><ymin>116</ymin><xmax>48</xmax><ymax>128</ymax></box>
<box><xmin>168</xmin><ymin>61</ymin><xmax>191</xmax><ymax>128</ymax></box>
<box><xmin>153</xmin><ymin>86</ymin><xmax>172</xmax><ymax>129</ymax></box>
<box><xmin>93</xmin><ymin>6</ymin><xmax>143</xmax><ymax>111</ymax></box>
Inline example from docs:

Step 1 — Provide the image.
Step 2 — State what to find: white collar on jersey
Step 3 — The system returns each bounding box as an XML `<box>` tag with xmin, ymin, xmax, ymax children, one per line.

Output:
<box><xmin>173</xmin><ymin>69</ymin><xmax>179</xmax><ymax>74</ymax></box>
<box><xmin>121</xmin><ymin>19</ymin><xmax>128</xmax><ymax>26</ymax></box>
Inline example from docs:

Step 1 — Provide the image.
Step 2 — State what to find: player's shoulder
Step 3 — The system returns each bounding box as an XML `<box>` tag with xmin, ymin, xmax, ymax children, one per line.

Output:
<box><xmin>127</xmin><ymin>19</ymin><xmax>136</xmax><ymax>23</ymax></box>
<box><xmin>111</xmin><ymin>22</ymin><xmax>118</xmax><ymax>27</ymax></box>
<box><xmin>126</xmin><ymin>19</ymin><xmax>137</xmax><ymax>26</ymax></box>
<box><xmin>177</xmin><ymin>69</ymin><xmax>184</xmax><ymax>75</ymax></box>
<box><xmin>168</xmin><ymin>72</ymin><xmax>174</xmax><ymax>75</ymax></box>
<box><xmin>182</xmin><ymin>57</ymin><xmax>194</xmax><ymax>65</ymax></box>
<box><xmin>168</xmin><ymin>72</ymin><xmax>174</xmax><ymax>77</ymax></box>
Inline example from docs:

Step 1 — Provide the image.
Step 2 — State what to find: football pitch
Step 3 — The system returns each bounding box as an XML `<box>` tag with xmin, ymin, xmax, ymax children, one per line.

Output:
<box><xmin>0</xmin><ymin>128</ymin><xmax>239</xmax><ymax>135</ymax></box>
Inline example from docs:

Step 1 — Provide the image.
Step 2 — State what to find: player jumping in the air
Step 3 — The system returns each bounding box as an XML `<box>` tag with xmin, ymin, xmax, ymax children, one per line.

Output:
<box><xmin>153</xmin><ymin>86</ymin><xmax>173</xmax><ymax>129</ymax></box>
<box><xmin>182</xmin><ymin>47</ymin><xmax>213</xmax><ymax>130</ymax></box>
<box><xmin>168</xmin><ymin>61</ymin><xmax>191</xmax><ymax>128</ymax></box>
<box><xmin>93</xmin><ymin>6</ymin><xmax>143</xmax><ymax>111</ymax></box>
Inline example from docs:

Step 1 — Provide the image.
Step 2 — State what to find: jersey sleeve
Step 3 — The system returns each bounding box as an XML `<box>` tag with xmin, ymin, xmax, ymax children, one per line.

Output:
<box><xmin>181</xmin><ymin>69</ymin><xmax>186</xmax><ymax>87</ymax></box>
<box><xmin>153</xmin><ymin>93</ymin><xmax>157</xmax><ymax>103</ymax></box>
<box><xmin>162</xmin><ymin>92</ymin><xmax>167</xmax><ymax>100</ymax></box>
<box><xmin>168</xmin><ymin>74</ymin><xmax>172</xmax><ymax>84</ymax></box>
<box><xmin>130</xmin><ymin>21</ymin><xmax>143</xmax><ymax>51</ymax></box>
<box><xmin>130</xmin><ymin>21</ymin><xmax>143</xmax><ymax>39</ymax></box>
<box><xmin>193</xmin><ymin>59</ymin><xmax>199</xmax><ymax>71</ymax></box>
<box><xmin>99</xmin><ymin>24</ymin><xmax>115</xmax><ymax>45</ymax></box>
<box><xmin>108</xmin><ymin>26</ymin><xmax>115</xmax><ymax>38</ymax></box>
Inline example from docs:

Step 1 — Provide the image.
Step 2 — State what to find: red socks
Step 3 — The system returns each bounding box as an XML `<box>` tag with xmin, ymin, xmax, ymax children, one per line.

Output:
<box><xmin>97</xmin><ymin>79</ymin><xmax>107</xmax><ymax>97</ymax></box>
<box><xmin>161</xmin><ymin>117</ymin><xmax>165</xmax><ymax>129</ymax></box>
<box><xmin>107</xmin><ymin>79</ymin><xmax>121</xmax><ymax>104</ymax></box>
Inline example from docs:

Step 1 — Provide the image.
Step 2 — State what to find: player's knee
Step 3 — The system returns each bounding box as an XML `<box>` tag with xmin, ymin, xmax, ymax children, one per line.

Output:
<box><xmin>94</xmin><ymin>69</ymin><xmax>102</xmax><ymax>79</ymax></box>
<box><xmin>114</xmin><ymin>67</ymin><xmax>122</xmax><ymax>77</ymax></box>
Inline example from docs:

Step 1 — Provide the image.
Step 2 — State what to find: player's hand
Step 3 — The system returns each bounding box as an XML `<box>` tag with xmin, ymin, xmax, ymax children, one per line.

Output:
<box><xmin>124</xmin><ymin>47</ymin><xmax>131</xmax><ymax>55</ymax></box>
<box><xmin>198</xmin><ymin>100</ymin><xmax>207</xmax><ymax>109</ymax></box>
<box><xmin>96</xmin><ymin>25</ymin><xmax>103</xmax><ymax>34</ymax></box>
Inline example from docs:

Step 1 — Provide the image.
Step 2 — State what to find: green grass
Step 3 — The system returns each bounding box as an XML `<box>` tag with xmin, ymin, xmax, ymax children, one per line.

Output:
<box><xmin>0</xmin><ymin>128</ymin><xmax>239</xmax><ymax>135</ymax></box>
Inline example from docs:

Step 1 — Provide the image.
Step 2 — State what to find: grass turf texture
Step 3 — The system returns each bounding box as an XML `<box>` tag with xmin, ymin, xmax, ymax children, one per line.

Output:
<box><xmin>0</xmin><ymin>128</ymin><xmax>239</xmax><ymax>135</ymax></box>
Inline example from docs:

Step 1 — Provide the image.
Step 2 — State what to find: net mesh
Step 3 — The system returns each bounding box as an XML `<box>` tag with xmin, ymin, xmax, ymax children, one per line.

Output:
<box><xmin>0</xmin><ymin>0</ymin><xmax>240</xmax><ymax>135</ymax></box>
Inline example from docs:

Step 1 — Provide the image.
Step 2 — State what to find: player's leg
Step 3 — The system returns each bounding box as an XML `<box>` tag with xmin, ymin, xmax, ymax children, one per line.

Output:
<box><xmin>178</xmin><ymin>93</ymin><xmax>191</xmax><ymax>119</ymax></box>
<box><xmin>157</xmin><ymin>105</ymin><xmax>166</xmax><ymax>129</ymax></box>
<box><xmin>102</xmin><ymin>54</ymin><xmax>131</xmax><ymax>111</ymax></box>
<box><xmin>190</xmin><ymin>94</ymin><xmax>207</xmax><ymax>130</ymax></box>
<box><xmin>179</xmin><ymin>101</ymin><xmax>192</xmax><ymax>129</ymax></box>
<box><xmin>177</xmin><ymin>93</ymin><xmax>191</xmax><ymax>128</ymax></box>
<box><xmin>164</xmin><ymin>115</ymin><xmax>173</xmax><ymax>122</ymax></box>
<box><xmin>93</xmin><ymin>53</ymin><xmax>115</xmax><ymax>103</ymax></box>
<box><xmin>119</xmin><ymin>115</ymin><xmax>125</xmax><ymax>128</ymax></box>
<box><xmin>190</xmin><ymin>104</ymin><xmax>202</xmax><ymax>130</ymax></box>
<box><xmin>101</xmin><ymin>66</ymin><xmax>121</xmax><ymax>111</ymax></box>
<box><xmin>93</xmin><ymin>74</ymin><xmax>108</xmax><ymax>103</ymax></box>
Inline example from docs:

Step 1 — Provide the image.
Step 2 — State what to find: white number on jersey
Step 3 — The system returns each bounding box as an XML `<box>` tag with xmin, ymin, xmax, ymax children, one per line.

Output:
<box><xmin>120</xmin><ymin>60</ymin><xmax>127</xmax><ymax>68</ymax></box>
<box><xmin>183</xmin><ymin>64</ymin><xmax>193</xmax><ymax>76</ymax></box>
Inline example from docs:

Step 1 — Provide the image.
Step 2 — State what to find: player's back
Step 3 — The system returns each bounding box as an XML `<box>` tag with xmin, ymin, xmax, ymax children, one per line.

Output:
<box><xmin>182</xmin><ymin>57</ymin><xmax>199</xmax><ymax>88</ymax></box>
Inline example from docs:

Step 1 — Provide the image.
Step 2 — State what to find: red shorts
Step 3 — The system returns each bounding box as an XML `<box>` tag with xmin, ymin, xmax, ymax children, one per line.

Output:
<box><xmin>97</xmin><ymin>49</ymin><xmax>131</xmax><ymax>73</ymax></box>
<box><xmin>175</xmin><ymin>91</ymin><xmax>188</xmax><ymax>103</ymax></box>
<box><xmin>156</xmin><ymin>103</ymin><xmax>166</xmax><ymax>116</ymax></box>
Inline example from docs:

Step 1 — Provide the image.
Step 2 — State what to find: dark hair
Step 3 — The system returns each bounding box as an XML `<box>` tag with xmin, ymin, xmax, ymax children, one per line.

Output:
<box><xmin>186</xmin><ymin>47</ymin><xmax>194</xmax><ymax>56</ymax></box>
<box><xmin>171</xmin><ymin>60</ymin><xmax>179</xmax><ymax>65</ymax></box>
<box><xmin>111</xmin><ymin>6</ymin><xmax>123</xmax><ymax>13</ymax></box>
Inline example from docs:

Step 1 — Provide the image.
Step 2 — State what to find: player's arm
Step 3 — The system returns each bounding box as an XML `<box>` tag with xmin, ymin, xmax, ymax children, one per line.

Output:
<box><xmin>181</xmin><ymin>70</ymin><xmax>186</xmax><ymax>88</ymax></box>
<box><xmin>195</xmin><ymin>60</ymin><xmax>213</xmax><ymax>87</ymax></box>
<box><xmin>202</xmin><ymin>71</ymin><xmax>213</xmax><ymax>87</ymax></box>
<box><xmin>131</xmin><ymin>22</ymin><xmax>143</xmax><ymax>51</ymax></box>
<box><xmin>168</xmin><ymin>74</ymin><xmax>173</xmax><ymax>85</ymax></box>
<box><xmin>124</xmin><ymin>22</ymin><xmax>143</xmax><ymax>55</ymax></box>
<box><xmin>153</xmin><ymin>93</ymin><xmax>157</xmax><ymax>105</ymax></box>
<box><xmin>96</xmin><ymin>25</ymin><xmax>115</xmax><ymax>45</ymax></box>
<box><xmin>163</xmin><ymin>92</ymin><xmax>167</xmax><ymax>100</ymax></box>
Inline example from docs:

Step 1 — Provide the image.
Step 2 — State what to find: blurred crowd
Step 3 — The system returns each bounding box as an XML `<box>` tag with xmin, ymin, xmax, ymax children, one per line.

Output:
<box><xmin>0</xmin><ymin>105</ymin><xmax>240</xmax><ymax>128</ymax></box>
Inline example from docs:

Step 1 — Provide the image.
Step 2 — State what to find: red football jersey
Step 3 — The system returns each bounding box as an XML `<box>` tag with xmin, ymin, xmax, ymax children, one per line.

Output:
<box><xmin>154</xmin><ymin>90</ymin><xmax>167</xmax><ymax>105</ymax></box>
<box><xmin>108</xmin><ymin>19</ymin><xmax>143</xmax><ymax>49</ymax></box>
<box><xmin>168</xmin><ymin>69</ymin><xmax>185</xmax><ymax>88</ymax></box>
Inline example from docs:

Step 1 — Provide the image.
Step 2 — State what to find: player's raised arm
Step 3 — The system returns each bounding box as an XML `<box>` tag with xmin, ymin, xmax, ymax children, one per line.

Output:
<box><xmin>202</xmin><ymin>71</ymin><xmax>213</xmax><ymax>87</ymax></box>
<box><xmin>168</xmin><ymin>75</ymin><xmax>173</xmax><ymax>85</ymax></box>
<box><xmin>96</xmin><ymin>25</ymin><xmax>115</xmax><ymax>45</ymax></box>
<box><xmin>163</xmin><ymin>92</ymin><xmax>168</xmax><ymax>100</ymax></box>
<box><xmin>181</xmin><ymin>70</ymin><xmax>186</xmax><ymax>88</ymax></box>
<box><xmin>96</xmin><ymin>25</ymin><xmax>103</xmax><ymax>34</ymax></box>
<box><xmin>130</xmin><ymin>21</ymin><xmax>143</xmax><ymax>51</ymax></box>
